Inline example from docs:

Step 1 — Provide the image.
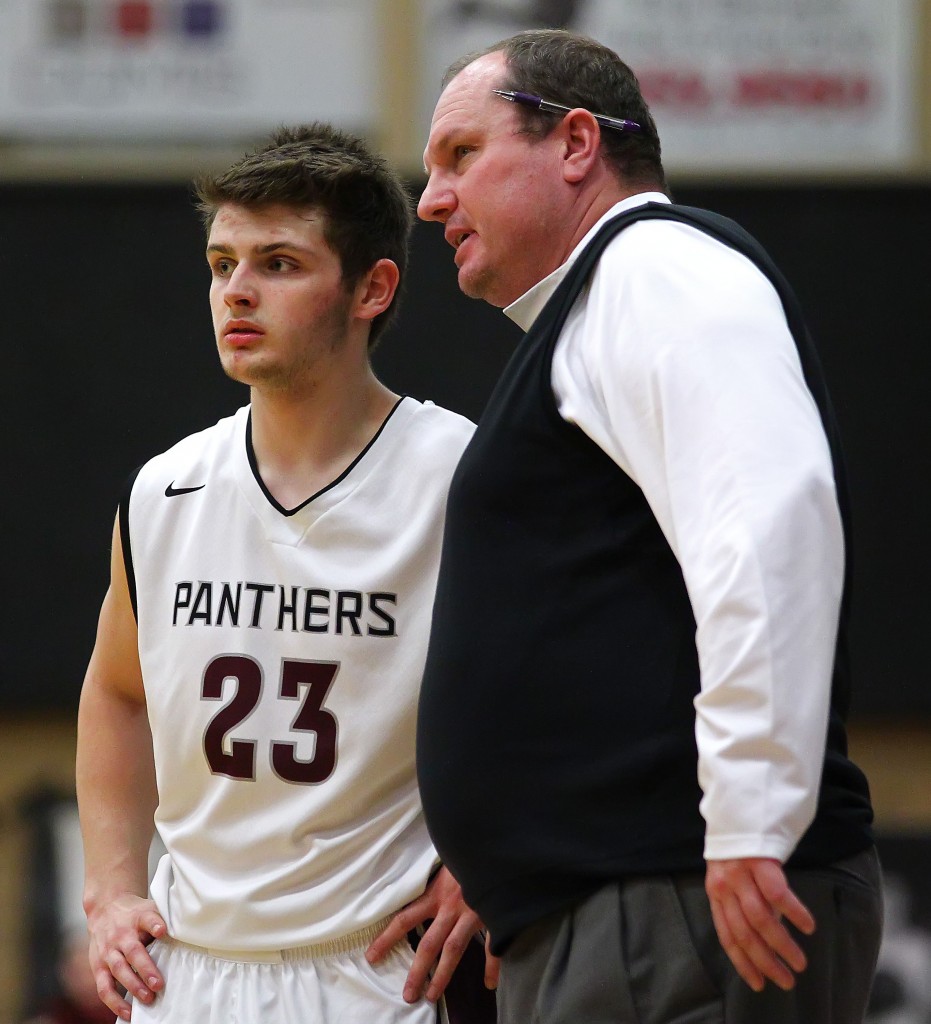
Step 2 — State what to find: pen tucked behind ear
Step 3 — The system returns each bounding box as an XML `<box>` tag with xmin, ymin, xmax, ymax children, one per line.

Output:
<box><xmin>491</xmin><ymin>89</ymin><xmax>642</xmax><ymax>133</ymax></box>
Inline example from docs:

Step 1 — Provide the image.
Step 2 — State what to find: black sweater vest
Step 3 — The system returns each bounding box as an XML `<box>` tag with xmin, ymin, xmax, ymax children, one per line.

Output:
<box><xmin>417</xmin><ymin>204</ymin><xmax>874</xmax><ymax>953</ymax></box>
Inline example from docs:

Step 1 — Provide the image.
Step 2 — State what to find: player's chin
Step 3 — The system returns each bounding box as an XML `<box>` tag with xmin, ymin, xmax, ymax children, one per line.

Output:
<box><xmin>219</xmin><ymin>350</ymin><xmax>266</xmax><ymax>386</ymax></box>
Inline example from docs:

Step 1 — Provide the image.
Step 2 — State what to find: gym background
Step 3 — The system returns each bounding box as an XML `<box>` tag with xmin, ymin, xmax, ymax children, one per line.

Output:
<box><xmin>2</xmin><ymin>1</ymin><xmax>931</xmax><ymax>1021</ymax></box>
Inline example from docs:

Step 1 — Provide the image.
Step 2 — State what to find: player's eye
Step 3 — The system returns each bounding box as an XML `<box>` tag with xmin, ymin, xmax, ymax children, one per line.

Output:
<box><xmin>268</xmin><ymin>257</ymin><xmax>295</xmax><ymax>272</ymax></box>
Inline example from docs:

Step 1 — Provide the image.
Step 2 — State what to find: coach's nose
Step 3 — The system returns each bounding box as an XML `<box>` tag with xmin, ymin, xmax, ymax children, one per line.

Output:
<box><xmin>418</xmin><ymin>171</ymin><xmax>456</xmax><ymax>224</ymax></box>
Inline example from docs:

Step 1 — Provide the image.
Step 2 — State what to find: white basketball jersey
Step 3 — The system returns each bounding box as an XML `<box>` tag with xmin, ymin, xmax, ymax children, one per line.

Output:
<box><xmin>124</xmin><ymin>397</ymin><xmax>474</xmax><ymax>950</ymax></box>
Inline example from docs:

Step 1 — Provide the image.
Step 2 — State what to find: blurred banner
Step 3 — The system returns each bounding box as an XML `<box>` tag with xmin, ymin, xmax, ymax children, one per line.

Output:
<box><xmin>0</xmin><ymin>0</ymin><xmax>377</xmax><ymax>139</ymax></box>
<box><xmin>421</xmin><ymin>0</ymin><xmax>919</xmax><ymax>173</ymax></box>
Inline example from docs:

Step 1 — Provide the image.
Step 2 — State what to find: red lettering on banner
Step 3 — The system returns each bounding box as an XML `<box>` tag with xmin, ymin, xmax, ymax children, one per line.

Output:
<box><xmin>117</xmin><ymin>2</ymin><xmax>154</xmax><ymax>39</ymax></box>
<box><xmin>735</xmin><ymin>72</ymin><xmax>871</xmax><ymax>108</ymax></box>
<box><xmin>638</xmin><ymin>71</ymin><xmax>713</xmax><ymax>109</ymax></box>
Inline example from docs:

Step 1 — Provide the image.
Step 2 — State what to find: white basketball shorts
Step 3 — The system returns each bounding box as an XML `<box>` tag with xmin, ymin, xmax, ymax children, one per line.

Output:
<box><xmin>129</xmin><ymin>917</ymin><xmax>447</xmax><ymax>1024</ymax></box>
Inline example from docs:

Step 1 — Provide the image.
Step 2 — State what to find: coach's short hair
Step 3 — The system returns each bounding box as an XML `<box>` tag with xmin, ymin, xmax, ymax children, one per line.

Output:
<box><xmin>444</xmin><ymin>29</ymin><xmax>666</xmax><ymax>194</ymax></box>
<box><xmin>194</xmin><ymin>123</ymin><xmax>413</xmax><ymax>346</ymax></box>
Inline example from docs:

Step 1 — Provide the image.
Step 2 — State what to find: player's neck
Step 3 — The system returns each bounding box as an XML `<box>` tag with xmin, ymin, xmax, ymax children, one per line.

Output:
<box><xmin>248</xmin><ymin>367</ymin><xmax>399</xmax><ymax>509</ymax></box>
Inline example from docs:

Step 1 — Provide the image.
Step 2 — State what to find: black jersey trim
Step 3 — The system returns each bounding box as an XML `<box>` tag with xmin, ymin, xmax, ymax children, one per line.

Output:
<box><xmin>245</xmin><ymin>395</ymin><xmax>409</xmax><ymax>517</ymax></box>
<box><xmin>118</xmin><ymin>464</ymin><xmax>144</xmax><ymax>622</ymax></box>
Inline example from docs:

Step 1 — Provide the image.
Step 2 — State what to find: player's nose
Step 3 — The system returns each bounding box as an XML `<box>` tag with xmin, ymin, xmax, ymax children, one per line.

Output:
<box><xmin>223</xmin><ymin>262</ymin><xmax>259</xmax><ymax>307</ymax></box>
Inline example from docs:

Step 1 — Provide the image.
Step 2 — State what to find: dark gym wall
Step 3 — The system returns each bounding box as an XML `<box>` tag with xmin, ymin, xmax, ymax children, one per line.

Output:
<box><xmin>2</xmin><ymin>182</ymin><xmax>928</xmax><ymax>715</ymax></box>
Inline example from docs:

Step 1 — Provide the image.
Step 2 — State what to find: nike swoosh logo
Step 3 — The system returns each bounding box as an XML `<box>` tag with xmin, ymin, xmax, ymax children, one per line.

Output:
<box><xmin>165</xmin><ymin>482</ymin><xmax>206</xmax><ymax>497</ymax></box>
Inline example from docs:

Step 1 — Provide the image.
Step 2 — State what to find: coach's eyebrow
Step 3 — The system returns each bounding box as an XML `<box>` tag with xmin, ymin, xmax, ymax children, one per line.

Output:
<box><xmin>424</xmin><ymin>130</ymin><xmax>454</xmax><ymax>170</ymax></box>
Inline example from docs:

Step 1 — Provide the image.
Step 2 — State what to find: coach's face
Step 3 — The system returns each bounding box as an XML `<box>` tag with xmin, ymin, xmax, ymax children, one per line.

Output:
<box><xmin>419</xmin><ymin>52</ymin><xmax>574</xmax><ymax>308</ymax></box>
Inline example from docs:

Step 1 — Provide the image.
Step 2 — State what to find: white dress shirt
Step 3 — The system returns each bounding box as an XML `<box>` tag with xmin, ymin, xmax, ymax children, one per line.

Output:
<box><xmin>504</xmin><ymin>193</ymin><xmax>844</xmax><ymax>863</ymax></box>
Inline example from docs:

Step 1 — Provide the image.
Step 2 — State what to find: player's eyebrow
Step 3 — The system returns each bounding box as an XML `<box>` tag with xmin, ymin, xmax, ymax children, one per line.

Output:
<box><xmin>205</xmin><ymin>241</ymin><xmax>314</xmax><ymax>257</ymax></box>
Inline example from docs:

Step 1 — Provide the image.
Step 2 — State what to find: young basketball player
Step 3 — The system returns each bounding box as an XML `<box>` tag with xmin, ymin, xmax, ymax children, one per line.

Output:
<box><xmin>76</xmin><ymin>124</ymin><xmax>484</xmax><ymax>1024</ymax></box>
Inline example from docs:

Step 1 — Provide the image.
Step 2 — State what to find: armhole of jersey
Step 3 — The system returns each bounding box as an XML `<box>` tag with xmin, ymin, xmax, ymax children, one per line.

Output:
<box><xmin>118</xmin><ymin>465</ymin><xmax>143</xmax><ymax>623</ymax></box>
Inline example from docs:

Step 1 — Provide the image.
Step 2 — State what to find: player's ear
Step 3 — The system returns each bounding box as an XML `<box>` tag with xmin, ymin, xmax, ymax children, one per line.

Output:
<box><xmin>559</xmin><ymin>108</ymin><xmax>601</xmax><ymax>184</ymax></box>
<box><xmin>353</xmin><ymin>259</ymin><xmax>400</xmax><ymax>323</ymax></box>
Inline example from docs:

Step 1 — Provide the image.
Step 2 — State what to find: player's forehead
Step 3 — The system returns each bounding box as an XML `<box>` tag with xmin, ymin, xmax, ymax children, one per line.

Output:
<box><xmin>206</xmin><ymin>202</ymin><xmax>328</xmax><ymax>252</ymax></box>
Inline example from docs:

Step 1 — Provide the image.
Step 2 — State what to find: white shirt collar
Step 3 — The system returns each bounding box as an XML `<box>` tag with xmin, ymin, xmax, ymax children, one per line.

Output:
<box><xmin>504</xmin><ymin>192</ymin><xmax>671</xmax><ymax>332</ymax></box>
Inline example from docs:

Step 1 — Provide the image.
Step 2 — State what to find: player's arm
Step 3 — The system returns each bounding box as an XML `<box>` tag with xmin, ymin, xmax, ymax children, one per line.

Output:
<box><xmin>76</xmin><ymin>513</ymin><xmax>166</xmax><ymax>1022</ymax></box>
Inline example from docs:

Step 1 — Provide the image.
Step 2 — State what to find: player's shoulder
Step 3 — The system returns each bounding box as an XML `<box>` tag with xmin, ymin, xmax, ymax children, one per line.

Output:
<box><xmin>131</xmin><ymin>405</ymin><xmax>247</xmax><ymax>498</ymax></box>
<box><xmin>403</xmin><ymin>396</ymin><xmax>475</xmax><ymax>438</ymax></box>
<box><xmin>395</xmin><ymin>397</ymin><xmax>475</xmax><ymax>449</ymax></box>
<box><xmin>379</xmin><ymin>397</ymin><xmax>474</xmax><ymax>476</ymax></box>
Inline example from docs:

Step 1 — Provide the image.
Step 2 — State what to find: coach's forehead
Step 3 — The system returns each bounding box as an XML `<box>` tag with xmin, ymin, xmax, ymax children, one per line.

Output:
<box><xmin>423</xmin><ymin>53</ymin><xmax>513</xmax><ymax>171</ymax></box>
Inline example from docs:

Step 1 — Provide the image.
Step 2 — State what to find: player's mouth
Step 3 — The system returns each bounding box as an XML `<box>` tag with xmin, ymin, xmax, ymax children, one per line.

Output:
<box><xmin>223</xmin><ymin>320</ymin><xmax>265</xmax><ymax>347</ymax></box>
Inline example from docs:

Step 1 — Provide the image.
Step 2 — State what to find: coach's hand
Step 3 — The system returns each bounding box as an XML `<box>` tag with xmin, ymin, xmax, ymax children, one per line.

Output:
<box><xmin>366</xmin><ymin>866</ymin><xmax>497</xmax><ymax>1002</ymax></box>
<box><xmin>86</xmin><ymin>893</ymin><xmax>167</xmax><ymax>1021</ymax></box>
<box><xmin>705</xmin><ymin>856</ymin><xmax>815</xmax><ymax>993</ymax></box>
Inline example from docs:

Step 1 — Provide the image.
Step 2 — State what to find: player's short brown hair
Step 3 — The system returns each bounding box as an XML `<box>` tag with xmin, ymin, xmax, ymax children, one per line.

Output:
<box><xmin>194</xmin><ymin>123</ymin><xmax>413</xmax><ymax>346</ymax></box>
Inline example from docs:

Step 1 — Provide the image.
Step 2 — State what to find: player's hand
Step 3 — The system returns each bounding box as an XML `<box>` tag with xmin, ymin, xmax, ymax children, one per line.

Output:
<box><xmin>705</xmin><ymin>857</ymin><xmax>815</xmax><ymax>993</ymax></box>
<box><xmin>86</xmin><ymin>893</ymin><xmax>167</xmax><ymax>1021</ymax></box>
<box><xmin>366</xmin><ymin>866</ymin><xmax>491</xmax><ymax>1003</ymax></box>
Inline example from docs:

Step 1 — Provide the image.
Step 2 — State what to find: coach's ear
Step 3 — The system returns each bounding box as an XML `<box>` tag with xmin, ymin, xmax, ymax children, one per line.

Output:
<box><xmin>353</xmin><ymin>259</ymin><xmax>400</xmax><ymax>323</ymax></box>
<box><xmin>558</xmin><ymin>108</ymin><xmax>602</xmax><ymax>185</ymax></box>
